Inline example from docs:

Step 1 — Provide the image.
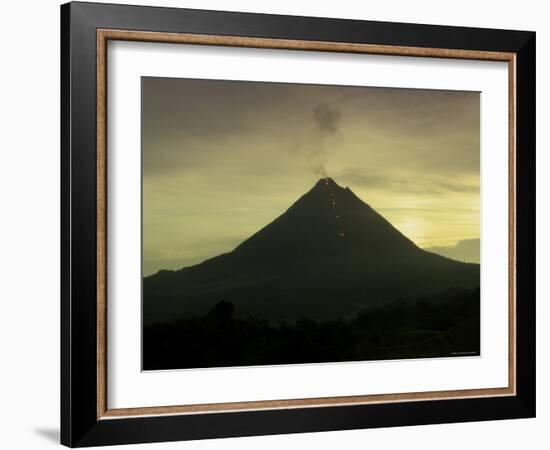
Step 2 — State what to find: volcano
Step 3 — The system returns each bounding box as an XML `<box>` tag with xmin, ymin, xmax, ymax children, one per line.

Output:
<box><xmin>143</xmin><ymin>178</ymin><xmax>479</xmax><ymax>325</ymax></box>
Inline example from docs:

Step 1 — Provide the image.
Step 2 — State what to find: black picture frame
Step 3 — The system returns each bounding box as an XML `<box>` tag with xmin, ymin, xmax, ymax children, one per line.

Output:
<box><xmin>61</xmin><ymin>1</ymin><xmax>536</xmax><ymax>447</ymax></box>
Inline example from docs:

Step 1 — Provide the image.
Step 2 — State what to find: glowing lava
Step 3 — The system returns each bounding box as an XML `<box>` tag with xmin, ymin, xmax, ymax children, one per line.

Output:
<box><xmin>324</xmin><ymin>177</ymin><xmax>345</xmax><ymax>239</ymax></box>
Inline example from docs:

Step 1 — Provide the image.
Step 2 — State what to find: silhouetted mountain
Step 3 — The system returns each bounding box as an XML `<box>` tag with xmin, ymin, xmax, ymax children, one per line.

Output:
<box><xmin>144</xmin><ymin>178</ymin><xmax>479</xmax><ymax>324</ymax></box>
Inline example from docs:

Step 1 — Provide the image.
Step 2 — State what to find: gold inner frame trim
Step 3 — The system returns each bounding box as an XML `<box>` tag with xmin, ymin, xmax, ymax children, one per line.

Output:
<box><xmin>96</xmin><ymin>28</ymin><xmax>517</xmax><ymax>420</ymax></box>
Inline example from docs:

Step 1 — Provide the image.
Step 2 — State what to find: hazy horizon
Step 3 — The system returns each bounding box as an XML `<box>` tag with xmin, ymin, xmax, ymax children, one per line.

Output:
<box><xmin>142</xmin><ymin>77</ymin><xmax>480</xmax><ymax>276</ymax></box>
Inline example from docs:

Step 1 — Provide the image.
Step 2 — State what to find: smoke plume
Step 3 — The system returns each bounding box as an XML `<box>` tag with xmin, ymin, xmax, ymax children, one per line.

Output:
<box><xmin>310</xmin><ymin>104</ymin><xmax>341</xmax><ymax>176</ymax></box>
<box><xmin>313</xmin><ymin>104</ymin><xmax>341</xmax><ymax>135</ymax></box>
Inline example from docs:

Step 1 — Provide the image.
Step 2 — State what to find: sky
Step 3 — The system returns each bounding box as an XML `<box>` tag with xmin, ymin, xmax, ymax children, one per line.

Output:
<box><xmin>142</xmin><ymin>77</ymin><xmax>480</xmax><ymax>276</ymax></box>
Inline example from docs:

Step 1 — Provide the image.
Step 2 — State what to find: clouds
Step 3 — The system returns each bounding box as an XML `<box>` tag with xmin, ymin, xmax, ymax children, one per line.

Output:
<box><xmin>142</xmin><ymin>78</ymin><xmax>480</xmax><ymax>178</ymax></box>
<box><xmin>339</xmin><ymin>169</ymin><xmax>479</xmax><ymax>196</ymax></box>
<box><xmin>426</xmin><ymin>238</ymin><xmax>480</xmax><ymax>263</ymax></box>
<box><xmin>141</xmin><ymin>77</ymin><xmax>295</xmax><ymax>176</ymax></box>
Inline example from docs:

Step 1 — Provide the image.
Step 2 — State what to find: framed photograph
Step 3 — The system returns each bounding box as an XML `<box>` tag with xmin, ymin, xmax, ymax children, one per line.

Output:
<box><xmin>61</xmin><ymin>2</ymin><xmax>536</xmax><ymax>447</ymax></box>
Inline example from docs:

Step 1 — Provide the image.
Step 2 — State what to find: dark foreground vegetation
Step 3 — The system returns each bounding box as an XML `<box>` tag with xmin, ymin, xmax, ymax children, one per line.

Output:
<box><xmin>143</xmin><ymin>287</ymin><xmax>480</xmax><ymax>370</ymax></box>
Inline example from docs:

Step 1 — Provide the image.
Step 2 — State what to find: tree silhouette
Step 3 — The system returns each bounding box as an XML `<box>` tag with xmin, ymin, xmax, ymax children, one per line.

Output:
<box><xmin>143</xmin><ymin>287</ymin><xmax>480</xmax><ymax>370</ymax></box>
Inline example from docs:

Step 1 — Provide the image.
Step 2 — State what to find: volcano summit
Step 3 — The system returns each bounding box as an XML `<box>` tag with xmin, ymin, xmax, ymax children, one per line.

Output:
<box><xmin>143</xmin><ymin>178</ymin><xmax>479</xmax><ymax>325</ymax></box>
